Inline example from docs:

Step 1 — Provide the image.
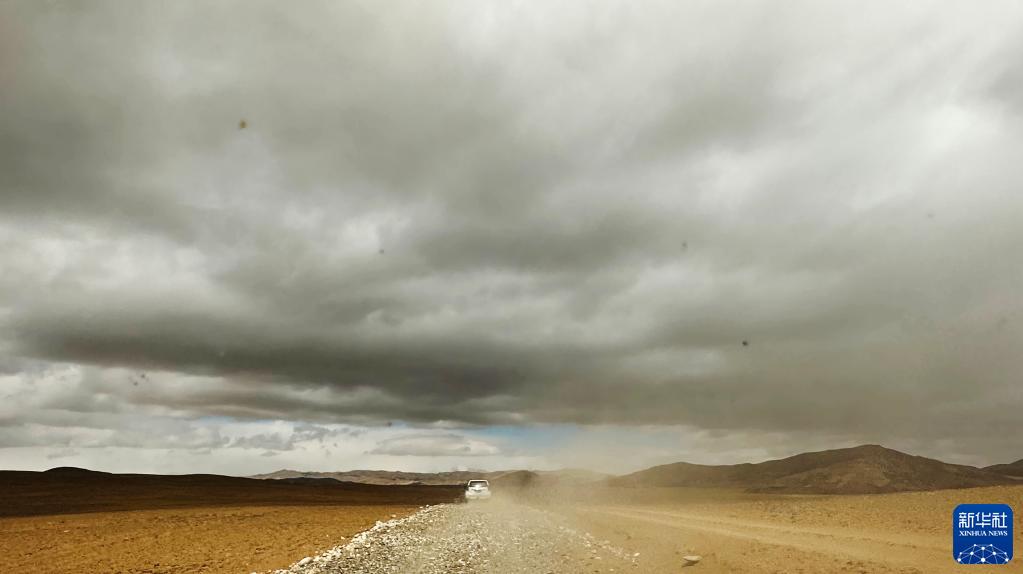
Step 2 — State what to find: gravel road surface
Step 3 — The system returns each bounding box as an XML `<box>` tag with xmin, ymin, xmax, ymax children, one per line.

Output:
<box><xmin>270</xmin><ymin>499</ymin><xmax>640</xmax><ymax>574</ymax></box>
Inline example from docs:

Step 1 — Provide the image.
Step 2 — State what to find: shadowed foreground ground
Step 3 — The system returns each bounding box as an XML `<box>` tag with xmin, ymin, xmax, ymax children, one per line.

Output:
<box><xmin>0</xmin><ymin>468</ymin><xmax>463</xmax><ymax>517</ymax></box>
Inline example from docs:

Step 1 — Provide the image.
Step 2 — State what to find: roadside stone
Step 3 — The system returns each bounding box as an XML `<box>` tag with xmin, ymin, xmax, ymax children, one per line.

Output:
<box><xmin>265</xmin><ymin>502</ymin><xmax>637</xmax><ymax>574</ymax></box>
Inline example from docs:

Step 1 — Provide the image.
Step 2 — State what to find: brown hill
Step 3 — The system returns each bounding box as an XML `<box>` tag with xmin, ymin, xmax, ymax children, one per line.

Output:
<box><xmin>0</xmin><ymin>468</ymin><xmax>463</xmax><ymax>517</ymax></box>
<box><xmin>985</xmin><ymin>459</ymin><xmax>1023</xmax><ymax>478</ymax></box>
<box><xmin>611</xmin><ymin>445</ymin><xmax>1016</xmax><ymax>494</ymax></box>
<box><xmin>535</xmin><ymin>468</ymin><xmax>610</xmax><ymax>484</ymax></box>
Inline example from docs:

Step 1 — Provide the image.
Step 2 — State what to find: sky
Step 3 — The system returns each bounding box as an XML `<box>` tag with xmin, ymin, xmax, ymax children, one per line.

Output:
<box><xmin>1</xmin><ymin>1</ymin><xmax>1022</xmax><ymax>476</ymax></box>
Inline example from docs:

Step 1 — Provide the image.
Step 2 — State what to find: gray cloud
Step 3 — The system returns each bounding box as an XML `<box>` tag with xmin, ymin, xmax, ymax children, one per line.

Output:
<box><xmin>2</xmin><ymin>0</ymin><xmax>1023</xmax><ymax>466</ymax></box>
<box><xmin>45</xmin><ymin>448</ymin><xmax>79</xmax><ymax>460</ymax></box>
<box><xmin>228</xmin><ymin>424</ymin><xmax>365</xmax><ymax>451</ymax></box>
<box><xmin>369</xmin><ymin>434</ymin><xmax>501</xmax><ymax>457</ymax></box>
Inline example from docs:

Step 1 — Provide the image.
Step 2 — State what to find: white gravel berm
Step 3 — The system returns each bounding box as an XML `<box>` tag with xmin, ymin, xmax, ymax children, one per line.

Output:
<box><xmin>266</xmin><ymin>500</ymin><xmax>640</xmax><ymax>574</ymax></box>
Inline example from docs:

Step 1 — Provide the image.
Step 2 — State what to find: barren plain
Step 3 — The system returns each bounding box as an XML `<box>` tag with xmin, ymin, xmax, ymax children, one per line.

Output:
<box><xmin>3</xmin><ymin>467</ymin><xmax>1021</xmax><ymax>573</ymax></box>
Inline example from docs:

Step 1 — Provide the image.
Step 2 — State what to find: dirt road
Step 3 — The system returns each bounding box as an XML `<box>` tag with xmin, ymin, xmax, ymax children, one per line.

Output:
<box><xmin>275</xmin><ymin>488</ymin><xmax>1023</xmax><ymax>574</ymax></box>
<box><xmin>574</xmin><ymin>505</ymin><xmax>935</xmax><ymax>573</ymax></box>
<box><xmin>560</xmin><ymin>486</ymin><xmax>1023</xmax><ymax>573</ymax></box>
<box><xmin>6</xmin><ymin>476</ymin><xmax>1019</xmax><ymax>573</ymax></box>
<box><xmin>272</xmin><ymin>500</ymin><xmax>640</xmax><ymax>574</ymax></box>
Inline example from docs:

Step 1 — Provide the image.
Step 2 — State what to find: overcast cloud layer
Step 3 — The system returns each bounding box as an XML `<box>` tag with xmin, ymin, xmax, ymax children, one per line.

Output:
<box><xmin>2</xmin><ymin>1</ymin><xmax>1023</xmax><ymax>473</ymax></box>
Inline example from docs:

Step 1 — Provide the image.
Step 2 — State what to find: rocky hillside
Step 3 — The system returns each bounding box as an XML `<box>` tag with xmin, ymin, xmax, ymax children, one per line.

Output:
<box><xmin>610</xmin><ymin>445</ymin><xmax>1017</xmax><ymax>494</ymax></box>
<box><xmin>985</xmin><ymin>459</ymin><xmax>1023</xmax><ymax>478</ymax></box>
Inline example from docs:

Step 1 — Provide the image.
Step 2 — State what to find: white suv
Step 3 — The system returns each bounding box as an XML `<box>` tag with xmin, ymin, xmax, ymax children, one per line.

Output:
<box><xmin>464</xmin><ymin>479</ymin><xmax>492</xmax><ymax>501</ymax></box>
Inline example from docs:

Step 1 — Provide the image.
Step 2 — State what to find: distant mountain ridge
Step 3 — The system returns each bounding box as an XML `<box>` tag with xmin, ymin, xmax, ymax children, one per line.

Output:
<box><xmin>249</xmin><ymin>469</ymin><xmax>509</xmax><ymax>486</ymax></box>
<box><xmin>985</xmin><ymin>459</ymin><xmax>1023</xmax><ymax>478</ymax></box>
<box><xmin>249</xmin><ymin>468</ymin><xmax>608</xmax><ymax>487</ymax></box>
<box><xmin>609</xmin><ymin>445</ymin><xmax>1019</xmax><ymax>494</ymax></box>
<box><xmin>250</xmin><ymin>445</ymin><xmax>1021</xmax><ymax>494</ymax></box>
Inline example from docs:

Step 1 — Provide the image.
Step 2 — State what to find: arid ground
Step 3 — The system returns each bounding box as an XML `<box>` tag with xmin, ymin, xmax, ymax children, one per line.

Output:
<box><xmin>550</xmin><ymin>485</ymin><xmax>1023</xmax><ymax>573</ymax></box>
<box><xmin>2</xmin><ymin>468</ymin><xmax>1021</xmax><ymax>573</ymax></box>
<box><xmin>259</xmin><ymin>485</ymin><xmax>1023</xmax><ymax>574</ymax></box>
<box><xmin>0</xmin><ymin>469</ymin><xmax>461</xmax><ymax>574</ymax></box>
<box><xmin>0</xmin><ymin>505</ymin><xmax>423</xmax><ymax>574</ymax></box>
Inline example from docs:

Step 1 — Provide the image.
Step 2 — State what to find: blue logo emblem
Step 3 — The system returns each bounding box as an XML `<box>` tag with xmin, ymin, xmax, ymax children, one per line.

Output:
<box><xmin>953</xmin><ymin>504</ymin><xmax>1013</xmax><ymax>564</ymax></box>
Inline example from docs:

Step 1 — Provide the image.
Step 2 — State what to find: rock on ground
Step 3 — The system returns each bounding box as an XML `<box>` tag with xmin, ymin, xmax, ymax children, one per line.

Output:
<box><xmin>270</xmin><ymin>499</ymin><xmax>639</xmax><ymax>574</ymax></box>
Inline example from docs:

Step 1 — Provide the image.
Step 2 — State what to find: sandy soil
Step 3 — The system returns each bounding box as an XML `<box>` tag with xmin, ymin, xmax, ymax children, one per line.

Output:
<box><xmin>0</xmin><ymin>469</ymin><xmax>462</xmax><ymax>574</ymax></box>
<box><xmin>555</xmin><ymin>485</ymin><xmax>1023</xmax><ymax>573</ymax></box>
<box><xmin>270</xmin><ymin>485</ymin><xmax>1023</xmax><ymax>573</ymax></box>
<box><xmin>0</xmin><ymin>504</ymin><xmax>421</xmax><ymax>574</ymax></box>
<box><xmin>3</xmin><ymin>475</ymin><xmax>1020</xmax><ymax>573</ymax></box>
